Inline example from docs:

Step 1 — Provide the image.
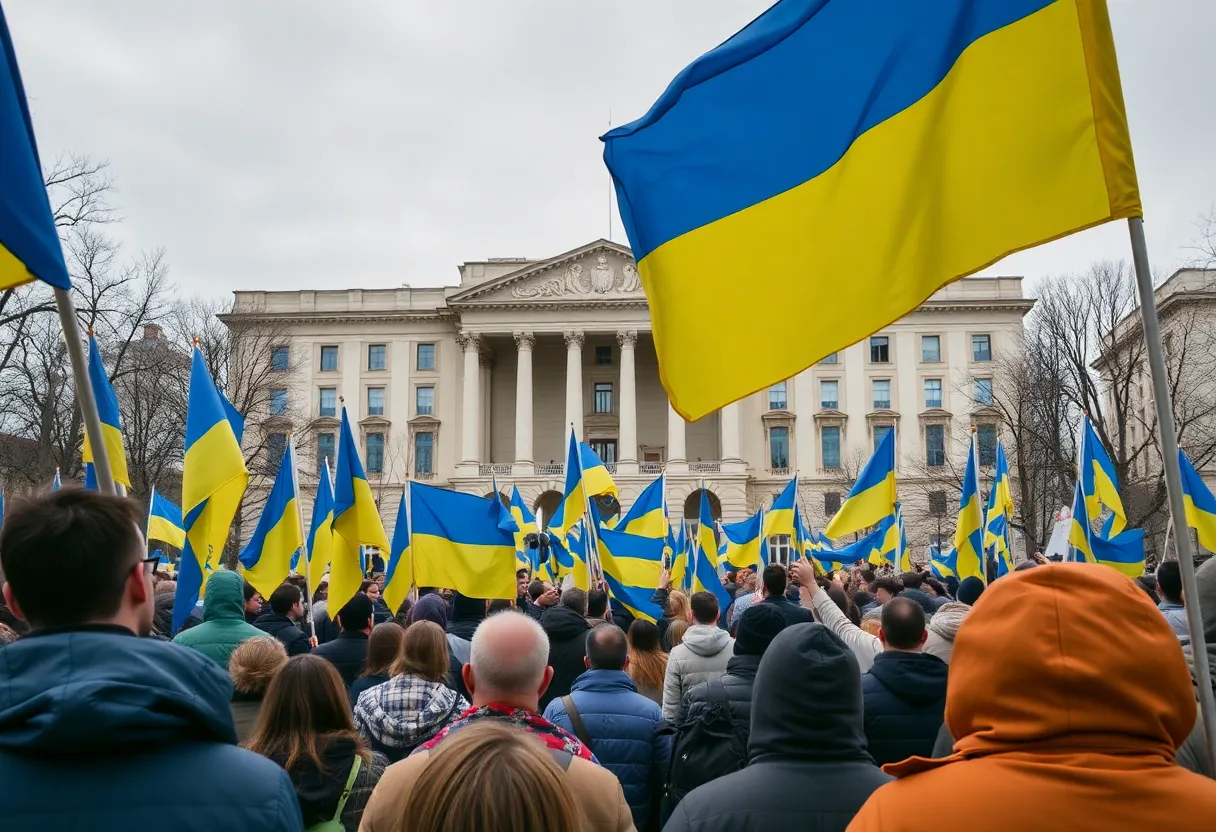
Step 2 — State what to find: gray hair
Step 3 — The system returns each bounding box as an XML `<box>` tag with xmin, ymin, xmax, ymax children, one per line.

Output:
<box><xmin>469</xmin><ymin>610</ymin><xmax>550</xmax><ymax>694</ymax></box>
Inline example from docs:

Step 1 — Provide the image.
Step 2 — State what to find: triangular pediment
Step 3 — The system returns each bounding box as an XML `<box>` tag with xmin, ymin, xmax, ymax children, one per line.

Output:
<box><xmin>448</xmin><ymin>239</ymin><xmax>644</xmax><ymax>304</ymax></box>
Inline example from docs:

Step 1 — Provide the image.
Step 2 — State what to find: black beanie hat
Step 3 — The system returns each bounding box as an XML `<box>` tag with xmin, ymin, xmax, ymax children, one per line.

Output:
<box><xmin>735</xmin><ymin>603</ymin><xmax>789</xmax><ymax>657</ymax></box>
<box><xmin>957</xmin><ymin>576</ymin><xmax>985</xmax><ymax>606</ymax></box>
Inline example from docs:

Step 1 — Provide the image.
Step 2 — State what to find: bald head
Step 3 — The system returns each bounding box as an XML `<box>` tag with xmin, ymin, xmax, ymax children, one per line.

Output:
<box><xmin>466</xmin><ymin>611</ymin><xmax>553</xmax><ymax>711</ymax></box>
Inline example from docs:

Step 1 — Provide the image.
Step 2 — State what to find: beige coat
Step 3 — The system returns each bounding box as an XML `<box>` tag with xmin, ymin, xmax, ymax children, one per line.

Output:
<box><xmin>359</xmin><ymin>741</ymin><xmax>635</xmax><ymax>832</ymax></box>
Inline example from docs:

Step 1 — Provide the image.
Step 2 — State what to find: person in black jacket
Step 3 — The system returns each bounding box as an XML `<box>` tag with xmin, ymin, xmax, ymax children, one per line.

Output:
<box><xmin>760</xmin><ymin>565</ymin><xmax>815</xmax><ymax>626</ymax></box>
<box><xmin>679</xmin><ymin>602</ymin><xmax>788</xmax><ymax>725</ymax></box>
<box><xmin>446</xmin><ymin>592</ymin><xmax>486</xmax><ymax>642</ymax></box>
<box><xmin>537</xmin><ymin>588</ymin><xmax>592</xmax><ymax>712</ymax></box>
<box><xmin>664</xmin><ymin>623</ymin><xmax>892</xmax><ymax>832</ymax></box>
<box><xmin>253</xmin><ymin>583</ymin><xmax>312</xmax><ymax>657</ymax></box>
<box><xmin>313</xmin><ymin>593</ymin><xmax>374</xmax><ymax>688</ymax></box>
<box><xmin>861</xmin><ymin>596</ymin><xmax>949</xmax><ymax>766</ymax></box>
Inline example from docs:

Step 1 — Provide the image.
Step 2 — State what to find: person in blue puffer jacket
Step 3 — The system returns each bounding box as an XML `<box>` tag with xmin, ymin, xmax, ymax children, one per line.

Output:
<box><xmin>544</xmin><ymin>622</ymin><xmax>670</xmax><ymax>832</ymax></box>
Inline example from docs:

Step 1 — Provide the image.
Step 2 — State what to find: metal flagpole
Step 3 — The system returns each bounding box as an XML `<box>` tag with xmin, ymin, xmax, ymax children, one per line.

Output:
<box><xmin>144</xmin><ymin>486</ymin><xmax>155</xmax><ymax>553</ymax></box>
<box><xmin>287</xmin><ymin>431</ymin><xmax>317</xmax><ymax>643</ymax></box>
<box><xmin>1128</xmin><ymin>216</ymin><xmax>1216</xmax><ymax>773</ymax></box>
<box><xmin>55</xmin><ymin>289</ymin><xmax>116</xmax><ymax>495</ymax></box>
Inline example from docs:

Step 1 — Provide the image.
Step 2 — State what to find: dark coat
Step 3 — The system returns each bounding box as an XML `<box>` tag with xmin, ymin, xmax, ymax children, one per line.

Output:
<box><xmin>313</xmin><ymin>631</ymin><xmax>370</xmax><ymax>689</ymax></box>
<box><xmin>663</xmin><ymin>623</ymin><xmax>892</xmax><ymax>832</ymax></box>
<box><xmin>269</xmin><ymin>735</ymin><xmax>385</xmax><ymax>830</ymax></box>
<box><xmin>538</xmin><ymin>605</ymin><xmax>591</xmax><ymax>712</ymax></box>
<box><xmin>349</xmin><ymin>673</ymin><xmax>390</xmax><ymax>706</ymax></box>
<box><xmin>761</xmin><ymin>594</ymin><xmax>815</xmax><ymax>627</ymax></box>
<box><xmin>861</xmin><ymin>651</ymin><xmax>949</xmax><ymax>766</ymax></box>
<box><xmin>610</xmin><ymin>602</ymin><xmax>636</xmax><ymax>634</ymax></box>
<box><xmin>253</xmin><ymin>611</ymin><xmax>312</xmax><ymax>657</ymax></box>
<box><xmin>0</xmin><ymin>625</ymin><xmax>302</xmax><ymax>831</ymax></box>
<box><xmin>446</xmin><ymin>593</ymin><xmax>486</xmax><ymax>642</ymax></box>
<box><xmin>371</xmin><ymin>599</ymin><xmax>392</xmax><ymax>626</ymax></box>
<box><xmin>680</xmin><ymin>653</ymin><xmax>760</xmax><ymax>726</ymax></box>
<box><xmin>542</xmin><ymin>669</ymin><xmax>670</xmax><ymax>831</ymax></box>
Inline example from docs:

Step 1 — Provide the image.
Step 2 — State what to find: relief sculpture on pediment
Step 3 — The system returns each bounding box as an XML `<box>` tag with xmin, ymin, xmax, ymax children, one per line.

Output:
<box><xmin>508</xmin><ymin>253</ymin><xmax>643</xmax><ymax>299</ymax></box>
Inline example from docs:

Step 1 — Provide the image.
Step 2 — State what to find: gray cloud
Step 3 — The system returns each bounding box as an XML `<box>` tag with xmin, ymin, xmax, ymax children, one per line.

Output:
<box><xmin>6</xmin><ymin>0</ymin><xmax>1213</xmax><ymax>298</ymax></box>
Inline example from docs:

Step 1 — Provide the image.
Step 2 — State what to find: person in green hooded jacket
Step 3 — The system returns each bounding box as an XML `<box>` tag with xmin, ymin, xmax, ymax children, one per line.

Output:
<box><xmin>174</xmin><ymin>570</ymin><xmax>267</xmax><ymax>668</ymax></box>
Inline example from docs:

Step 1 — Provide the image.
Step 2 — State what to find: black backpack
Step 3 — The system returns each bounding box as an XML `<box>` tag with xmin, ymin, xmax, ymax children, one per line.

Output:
<box><xmin>662</xmin><ymin>679</ymin><xmax>750</xmax><ymax>814</ymax></box>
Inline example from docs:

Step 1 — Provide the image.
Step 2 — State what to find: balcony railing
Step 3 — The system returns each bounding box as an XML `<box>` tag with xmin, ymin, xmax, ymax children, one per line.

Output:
<box><xmin>603</xmin><ymin>463</ymin><xmax>617</xmax><ymax>475</ymax></box>
<box><xmin>412</xmin><ymin>471</ymin><xmax>436</xmax><ymax>481</ymax></box>
<box><xmin>769</xmin><ymin>467</ymin><xmax>792</xmax><ymax>477</ymax></box>
<box><xmin>689</xmin><ymin>461</ymin><xmax>721</xmax><ymax>473</ymax></box>
<box><xmin>478</xmin><ymin>464</ymin><xmax>514</xmax><ymax>476</ymax></box>
<box><xmin>639</xmin><ymin>462</ymin><xmax>665</xmax><ymax>475</ymax></box>
<box><xmin>535</xmin><ymin>463</ymin><xmax>564</xmax><ymax>476</ymax></box>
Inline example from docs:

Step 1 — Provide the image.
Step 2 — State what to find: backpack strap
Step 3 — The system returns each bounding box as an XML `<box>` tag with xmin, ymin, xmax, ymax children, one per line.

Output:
<box><xmin>561</xmin><ymin>694</ymin><xmax>594</xmax><ymax>752</ymax></box>
<box><xmin>331</xmin><ymin>755</ymin><xmax>362</xmax><ymax>823</ymax></box>
<box><xmin>707</xmin><ymin>678</ymin><xmax>728</xmax><ymax>706</ymax></box>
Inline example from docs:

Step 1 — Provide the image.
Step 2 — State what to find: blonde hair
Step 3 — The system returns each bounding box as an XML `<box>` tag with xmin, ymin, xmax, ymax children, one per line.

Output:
<box><xmin>860</xmin><ymin>618</ymin><xmax>882</xmax><ymax>637</ymax></box>
<box><xmin>391</xmin><ymin>620</ymin><xmax>449</xmax><ymax>681</ymax></box>
<box><xmin>626</xmin><ymin>620</ymin><xmax>668</xmax><ymax>693</ymax></box>
<box><xmin>666</xmin><ymin>590</ymin><xmax>692</xmax><ymax>622</ymax></box>
<box><xmin>666</xmin><ymin>618</ymin><xmax>690</xmax><ymax>647</ymax></box>
<box><xmin>400</xmin><ymin>721</ymin><xmax>580</xmax><ymax>832</ymax></box>
<box><xmin>229</xmin><ymin>636</ymin><xmax>288</xmax><ymax>696</ymax></box>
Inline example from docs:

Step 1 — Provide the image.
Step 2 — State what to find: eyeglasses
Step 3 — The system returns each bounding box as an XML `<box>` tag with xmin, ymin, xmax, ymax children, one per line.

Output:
<box><xmin>140</xmin><ymin>556</ymin><xmax>160</xmax><ymax>576</ymax></box>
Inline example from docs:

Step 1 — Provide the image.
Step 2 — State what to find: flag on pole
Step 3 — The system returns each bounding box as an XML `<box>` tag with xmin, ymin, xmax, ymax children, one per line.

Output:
<box><xmin>239</xmin><ymin>440</ymin><xmax>303</xmax><ymax>598</ymax></box>
<box><xmin>412</xmin><ymin>481</ymin><xmax>518</xmax><ymax>599</ymax></box>
<box><xmin>173</xmin><ymin>346</ymin><xmax>249</xmax><ymax>632</ymax></box>
<box><xmin>81</xmin><ymin>334</ymin><xmax>130</xmax><ymax>487</ymax></box>
<box><xmin>147</xmin><ymin>487</ymin><xmax>186</xmax><ymax>549</ymax></box>
<box><xmin>330</xmin><ymin>405</ymin><xmax>389</xmax><ymax>613</ymax></box>
<box><xmin>51</xmin><ymin>468</ymin><xmax>60</xmax><ymax>490</ymax></box>
<box><xmin>1180</xmin><ymin>450</ymin><xmax>1216</xmax><ymax>553</ymax></box>
<box><xmin>825</xmin><ymin>428</ymin><xmax>897</xmax><ymax>539</ymax></box>
<box><xmin>986</xmin><ymin>442</ymin><xmax>1016</xmax><ymax>575</ymax></box>
<box><xmin>954</xmin><ymin>434</ymin><xmax>986</xmax><ymax>583</ymax></box>
<box><xmin>307</xmin><ymin>459</ymin><xmax>336</xmax><ymax>585</ymax></box>
<box><xmin>0</xmin><ymin>7</ymin><xmax>73</xmax><ymax>291</ymax></box>
<box><xmin>383</xmin><ymin>489</ymin><xmax>413</xmax><ymax>614</ymax></box>
<box><xmin>602</xmin><ymin>0</ymin><xmax>1140</xmax><ymax>420</ymax></box>
<box><xmin>509</xmin><ymin>484</ymin><xmax>539</xmax><ymax>569</ymax></box>
<box><xmin>762</xmin><ymin>476</ymin><xmax>797</xmax><ymax>541</ymax></box>
<box><xmin>1067</xmin><ymin>479</ymin><xmax>1145</xmax><ymax>576</ymax></box>
<box><xmin>616</xmin><ymin>473</ymin><xmax>667</xmax><ymax>538</ymax></box>
<box><xmin>579</xmin><ymin>442</ymin><xmax>619</xmax><ymax>499</ymax></box>
<box><xmin>551</xmin><ymin>428</ymin><xmax>586</xmax><ymax>539</ymax></box>
<box><xmin>721</xmin><ymin>510</ymin><xmax>764</xmax><ymax>572</ymax></box>
<box><xmin>1080</xmin><ymin>416</ymin><xmax>1127</xmax><ymax>537</ymax></box>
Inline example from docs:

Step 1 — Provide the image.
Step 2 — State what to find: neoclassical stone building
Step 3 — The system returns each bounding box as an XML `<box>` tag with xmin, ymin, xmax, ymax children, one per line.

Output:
<box><xmin>227</xmin><ymin>239</ymin><xmax>1032</xmax><ymax>558</ymax></box>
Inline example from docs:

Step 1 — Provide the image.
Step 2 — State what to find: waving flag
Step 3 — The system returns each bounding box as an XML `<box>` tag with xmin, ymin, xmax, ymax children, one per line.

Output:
<box><xmin>617</xmin><ymin>474</ymin><xmax>667</xmax><ymax>538</ymax></box>
<box><xmin>598</xmin><ymin>526</ymin><xmax>665</xmax><ymax>623</ymax></box>
<box><xmin>239</xmin><ymin>439</ymin><xmax>303</xmax><ymax>597</ymax></box>
<box><xmin>147</xmin><ymin>487</ymin><xmax>185</xmax><ymax>549</ymax></box>
<box><xmin>603</xmin><ymin>0</ymin><xmax>1139</xmax><ymax>420</ymax></box>
<box><xmin>551</xmin><ymin>429</ymin><xmax>586</xmax><ymax>539</ymax></box>
<box><xmin>985</xmin><ymin>442</ymin><xmax>1016</xmax><ymax>574</ymax></box>
<box><xmin>412</xmin><ymin>481</ymin><xmax>518</xmax><ymax>599</ymax></box>
<box><xmin>509</xmin><ymin>484</ymin><xmax>539</xmax><ymax>569</ymax></box>
<box><xmin>954</xmin><ymin>434</ymin><xmax>986</xmax><ymax>583</ymax></box>
<box><xmin>1080</xmin><ymin>416</ymin><xmax>1127</xmax><ymax>537</ymax></box>
<box><xmin>307</xmin><ymin>459</ymin><xmax>335</xmax><ymax>584</ymax></box>
<box><xmin>383</xmin><ymin>489</ymin><xmax>413</xmax><ymax>613</ymax></box>
<box><xmin>826</xmin><ymin>428</ymin><xmax>897</xmax><ymax>539</ymax></box>
<box><xmin>1068</xmin><ymin>479</ymin><xmax>1145</xmax><ymax>577</ymax></box>
<box><xmin>721</xmin><ymin>510</ymin><xmax>765</xmax><ymax>572</ymax></box>
<box><xmin>1180</xmin><ymin>450</ymin><xmax>1216</xmax><ymax>553</ymax></box>
<box><xmin>579</xmin><ymin>442</ymin><xmax>619</xmax><ymax>499</ymax></box>
<box><xmin>762</xmin><ymin>477</ymin><xmax>798</xmax><ymax>541</ymax></box>
<box><xmin>330</xmin><ymin>405</ymin><xmax>389</xmax><ymax>612</ymax></box>
<box><xmin>81</xmin><ymin>334</ymin><xmax>130</xmax><ymax>487</ymax></box>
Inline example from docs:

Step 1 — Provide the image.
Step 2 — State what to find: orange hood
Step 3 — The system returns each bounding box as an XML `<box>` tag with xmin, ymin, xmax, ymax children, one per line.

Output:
<box><xmin>888</xmin><ymin>563</ymin><xmax>1195</xmax><ymax>777</ymax></box>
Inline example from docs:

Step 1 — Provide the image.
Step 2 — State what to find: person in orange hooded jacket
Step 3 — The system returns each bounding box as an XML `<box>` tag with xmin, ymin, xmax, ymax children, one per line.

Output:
<box><xmin>847</xmin><ymin>563</ymin><xmax>1216</xmax><ymax>832</ymax></box>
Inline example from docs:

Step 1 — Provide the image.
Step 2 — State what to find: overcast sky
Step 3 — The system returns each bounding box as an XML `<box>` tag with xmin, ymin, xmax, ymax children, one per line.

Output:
<box><xmin>7</xmin><ymin>0</ymin><xmax>1213</xmax><ymax>300</ymax></box>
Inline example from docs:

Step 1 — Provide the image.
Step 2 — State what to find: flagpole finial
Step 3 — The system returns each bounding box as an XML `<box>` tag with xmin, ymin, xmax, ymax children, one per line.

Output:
<box><xmin>87</xmin><ymin>325</ymin><xmax>94</xmax><ymax>337</ymax></box>
<box><xmin>193</xmin><ymin>336</ymin><xmax>200</xmax><ymax>347</ymax></box>
<box><xmin>339</xmin><ymin>395</ymin><xmax>345</xmax><ymax>404</ymax></box>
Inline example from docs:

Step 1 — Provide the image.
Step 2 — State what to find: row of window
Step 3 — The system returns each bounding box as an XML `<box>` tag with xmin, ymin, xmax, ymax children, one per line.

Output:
<box><xmin>270</xmin><ymin>343</ymin><xmax>438</xmax><ymax>374</ymax></box>
<box><xmin>867</xmin><ymin>333</ymin><xmax>992</xmax><ymax>364</ymax></box>
<box><xmin>770</xmin><ymin>377</ymin><xmax>994</xmax><ymax>413</ymax></box>
<box><xmin>267</xmin><ymin>430</ymin><xmax>436</xmax><ymax>478</ymax></box>
<box><xmin>766</xmin><ymin>423</ymin><xmax>999</xmax><ymax>470</ymax></box>
<box><xmin>269</xmin><ymin>386</ymin><xmax>436</xmax><ymax>418</ymax></box>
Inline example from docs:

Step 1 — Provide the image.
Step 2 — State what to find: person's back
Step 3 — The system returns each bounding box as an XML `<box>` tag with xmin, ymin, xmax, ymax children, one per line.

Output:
<box><xmin>538</xmin><ymin>589</ymin><xmax>592</xmax><ymax>712</ymax></box>
<box><xmin>312</xmin><ymin>593</ymin><xmax>374</xmax><ymax>688</ymax></box>
<box><xmin>1156</xmin><ymin>559</ymin><xmax>1190</xmax><ymax>640</ymax></box>
<box><xmin>543</xmin><ymin>623</ymin><xmax>669</xmax><ymax>830</ymax></box>
<box><xmin>662</xmin><ymin>591</ymin><xmax>734</xmax><ymax>721</ymax></box>
<box><xmin>664</xmin><ymin>623</ymin><xmax>891</xmax><ymax>832</ymax></box>
<box><xmin>0</xmin><ymin>490</ymin><xmax>301</xmax><ymax>832</ymax></box>
<box><xmin>360</xmin><ymin>611</ymin><xmax>632</xmax><ymax>832</ymax></box>
<box><xmin>680</xmin><ymin>603</ymin><xmax>788</xmax><ymax>726</ymax></box>
<box><xmin>174</xmin><ymin>569</ymin><xmax>268</xmax><ymax>667</ymax></box>
<box><xmin>229</xmin><ymin>636</ymin><xmax>289</xmax><ymax>744</ymax></box>
<box><xmin>252</xmin><ymin>583</ymin><xmax>312</xmax><ymax>657</ymax></box>
<box><xmin>758</xmin><ymin>565</ymin><xmax>814</xmax><ymax>627</ymax></box>
<box><xmin>849</xmin><ymin>564</ymin><xmax>1216</xmax><ymax>832</ymax></box>
<box><xmin>861</xmin><ymin>597</ymin><xmax>948</xmax><ymax>765</ymax></box>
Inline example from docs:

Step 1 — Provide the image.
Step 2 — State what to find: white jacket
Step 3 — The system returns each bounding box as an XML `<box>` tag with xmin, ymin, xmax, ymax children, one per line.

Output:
<box><xmin>807</xmin><ymin>587</ymin><xmax>881</xmax><ymax>673</ymax></box>
<box><xmin>662</xmin><ymin>624</ymin><xmax>734</xmax><ymax>721</ymax></box>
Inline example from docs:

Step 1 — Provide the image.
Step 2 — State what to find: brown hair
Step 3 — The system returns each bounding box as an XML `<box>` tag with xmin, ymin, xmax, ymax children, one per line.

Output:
<box><xmin>244</xmin><ymin>654</ymin><xmax>370</xmax><ymax>771</ymax></box>
<box><xmin>0</xmin><ymin>490</ymin><xmax>144</xmax><ymax>629</ymax></box>
<box><xmin>229</xmin><ymin>636</ymin><xmax>288</xmax><ymax>696</ymax></box>
<box><xmin>391</xmin><ymin>620</ymin><xmax>449</xmax><ymax>681</ymax></box>
<box><xmin>627</xmin><ymin>620</ymin><xmax>668</xmax><ymax>693</ymax></box>
<box><xmin>665</xmin><ymin>590</ymin><xmax>691</xmax><ymax>623</ymax></box>
<box><xmin>400</xmin><ymin>721</ymin><xmax>580</xmax><ymax>832</ymax></box>
<box><xmin>666</xmin><ymin>618</ymin><xmax>690</xmax><ymax>648</ymax></box>
<box><xmin>361</xmin><ymin>622</ymin><xmax>406</xmax><ymax>678</ymax></box>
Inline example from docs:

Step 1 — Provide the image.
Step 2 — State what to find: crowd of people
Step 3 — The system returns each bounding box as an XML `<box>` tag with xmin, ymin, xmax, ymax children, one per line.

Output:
<box><xmin>3</xmin><ymin>488</ymin><xmax>1216</xmax><ymax>831</ymax></box>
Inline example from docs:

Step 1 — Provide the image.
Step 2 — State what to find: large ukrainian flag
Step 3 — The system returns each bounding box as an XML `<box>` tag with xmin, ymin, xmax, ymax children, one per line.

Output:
<box><xmin>383</xmin><ymin>490</ymin><xmax>413</xmax><ymax>613</ymax></box>
<box><xmin>762</xmin><ymin>477</ymin><xmax>798</xmax><ymax>541</ymax></box>
<box><xmin>721</xmin><ymin>510</ymin><xmax>764</xmax><ymax>572</ymax></box>
<box><xmin>598</xmin><ymin>526</ymin><xmax>665</xmax><ymax>623</ymax></box>
<box><xmin>412</xmin><ymin>481</ymin><xmax>519</xmax><ymax>599</ymax></box>
<box><xmin>330</xmin><ymin>405</ymin><xmax>390</xmax><ymax>612</ymax></box>
<box><xmin>0</xmin><ymin>7</ymin><xmax>73</xmax><ymax>291</ymax></box>
<box><xmin>509</xmin><ymin>484</ymin><xmax>539</xmax><ymax>569</ymax></box>
<box><xmin>1180</xmin><ymin>450</ymin><xmax>1216</xmax><ymax>553</ymax></box>
<box><xmin>579</xmin><ymin>442</ymin><xmax>619</xmax><ymax>500</ymax></box>
<box><xmin>825</xmin><ymin>428</ymin><xmax>897</xmax><ymax>539</ymax></box>
<box><xmin>173</xmin><ymin>347</ymin><xmax>249</xmax><ymax>632</ymax></box>
<box><xmin>603</xmin><ymin>0</ymin><xmax>1140</xmax><ymax>421</ymax></box>
<box><xmin>552</xmin><ymin>429</ymin><xmax>586</xmax><ymax>539</ymax></box>
<box><xmin>81</xmin><ymin>334</ymin><xmax>130</xmax><ymax>487</ymax></box>
<box><xmin>954</xmin><ymin>434</ymin><xmax>986</xmax><ymax>583</ymax></box>
<box><xmin>617</xmin><ymin>474</ymin><xmax>667</xmax><ymax>538</ymax></box>
<box><xmin>239</xmin><ymin>441</ymin><xmax>303</xmax><ymax>598</ymax></box>
<box><xmin>1080</xmin><ymin>416</ymin><xmax>1127</xmax><ymax>537</ymax></box>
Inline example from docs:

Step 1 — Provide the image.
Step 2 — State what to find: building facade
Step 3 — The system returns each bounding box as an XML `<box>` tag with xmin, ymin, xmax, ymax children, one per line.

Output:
<box><xmin>227</xmin><ymin>239</ymin><xmax>1033</xmax><ymax>555</ymax></box>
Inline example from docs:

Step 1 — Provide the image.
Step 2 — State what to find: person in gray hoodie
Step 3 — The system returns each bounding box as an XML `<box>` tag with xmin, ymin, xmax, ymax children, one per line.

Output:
<box><xmin>662</xmin><ymin>591</ymin><xmax>735</xmax><ymax>721</ymax></box>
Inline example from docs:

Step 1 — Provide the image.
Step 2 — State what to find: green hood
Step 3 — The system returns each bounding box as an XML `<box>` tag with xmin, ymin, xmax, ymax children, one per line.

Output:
<box><xmin>202</xmin><ymin>570</ymin><xmax>247</xmax><ymax>623</ymax></box>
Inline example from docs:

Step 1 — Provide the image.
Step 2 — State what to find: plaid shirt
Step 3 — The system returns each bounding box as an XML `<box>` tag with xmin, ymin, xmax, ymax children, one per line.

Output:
<box><xmin>353</xmin><ymin>674</ymin><xmax>468</xmax><ymax>751</ymax></box>
<box><xmin>422</xmin><ymin>703</ymin><xmax>595</xmax><ymax>761</ymax></box>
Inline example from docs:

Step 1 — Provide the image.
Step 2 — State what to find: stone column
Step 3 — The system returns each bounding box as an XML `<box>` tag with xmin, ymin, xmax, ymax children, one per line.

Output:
<box><xmin>564</xmin><ymin>331</ymin><xmax>585</xmax><ymax>441</ymax></box>
<box><xmin>617</xmin><ymin>331</ymin><xmax>638</xmax><ymax>474</ymax></box>
<box><xmin>667</xmin><ymin>401</ymin><xmax>688</xmax><ymax>472</ymax></box>
<box><xmin>459</xmin><ymin>332</ymin><xmax>481</xmax><ymax>467</ymax></box>
<box><xmin>720</xmin><ymin>401</ymin><xmax>745</xmax><ymax>473</ymax></box>
<box><xmin>513</xmin><ymin>332</ymin><xmax>535</xmax><ymax>473</ymax></box>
